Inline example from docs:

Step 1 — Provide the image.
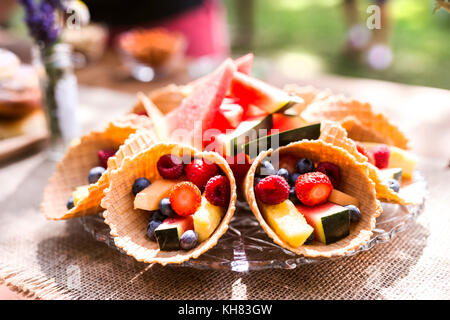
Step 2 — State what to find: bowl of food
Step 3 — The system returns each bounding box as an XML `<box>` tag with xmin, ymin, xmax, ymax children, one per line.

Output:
<box><xmin>117</xmin><ymin>27</ymin><xmax>187</xmax><ymax>82</ymax></box>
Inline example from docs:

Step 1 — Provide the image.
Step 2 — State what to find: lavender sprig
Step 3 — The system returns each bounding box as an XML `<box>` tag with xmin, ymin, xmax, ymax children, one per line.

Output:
<box><xmin>20</xmin><ymin>0</ymin><xmax>65</xmax><ymax>45</ymax></box>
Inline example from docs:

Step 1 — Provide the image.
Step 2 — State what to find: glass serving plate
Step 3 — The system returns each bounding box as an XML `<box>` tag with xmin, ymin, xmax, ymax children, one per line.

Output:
<box><xmin>79</xmin><ymin>172</ymin><xmax>427</xmax><ymax>272</ymax></box>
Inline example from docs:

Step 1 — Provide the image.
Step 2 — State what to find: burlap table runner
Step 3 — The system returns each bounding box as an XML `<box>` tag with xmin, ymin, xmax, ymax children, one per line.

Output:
<box><xmin>0</xmin><ymin>85</ymin><xmax>449</xmax><ymax>300</ymax></box>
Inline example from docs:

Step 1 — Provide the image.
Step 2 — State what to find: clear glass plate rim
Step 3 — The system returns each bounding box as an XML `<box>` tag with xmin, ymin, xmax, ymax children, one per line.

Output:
<box><xmin>79</xmin><ymin>172</ymin><xmax>428</xmax><ymax>272</ymax></box>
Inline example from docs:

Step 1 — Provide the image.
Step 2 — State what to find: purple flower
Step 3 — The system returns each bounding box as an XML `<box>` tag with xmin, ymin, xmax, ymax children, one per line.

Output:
<box><xmin>20</xmin><ymin>0</ymin><xmax>64</xmax><ymax>45</ymax></box>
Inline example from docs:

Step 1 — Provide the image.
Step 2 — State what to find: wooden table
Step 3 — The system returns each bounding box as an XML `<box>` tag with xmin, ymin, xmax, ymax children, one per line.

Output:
<box><xmin>1</xmin><ymin>57</ymin><xmax>449</xmax><ymax>299</ymax></box>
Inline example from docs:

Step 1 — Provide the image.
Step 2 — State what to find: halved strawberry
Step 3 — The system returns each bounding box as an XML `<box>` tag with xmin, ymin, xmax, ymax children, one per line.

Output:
<box><xmin>295</xmin><ymin>172</ymin><xmax>333</xmax><ymax>206</ymax></box>
<box><xmin>169</xmin><ymin>182</ymin><xmax>202</xmax><ymax>216</ymax></box>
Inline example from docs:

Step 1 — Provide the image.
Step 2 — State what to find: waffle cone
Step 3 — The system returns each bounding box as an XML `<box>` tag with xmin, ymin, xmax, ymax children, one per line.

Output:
<box><xmin>41</xmin><ymin>115</ymin><xmax>157</xmax><ymax>220</ymax></box>
<box><xmin>319</xmin><ymin>120</ymin><xmax>411</xmax><ymax>205</ymax></box>
<box><xmin>101</xmin><ymin>143</ymin><xmax>237</xmax><ymax>265</ymax></box>
<box><xmin>243</xmin><ymin>140</ymin><xmax>382</xmax><ymax>258</ymax></box>
<box><xmin>301</xmin><ymin>94</ymin><xmax>409</xmax><ymax>149</ymax></box>
<box><xmin>131</xmin><ymin>84</ymin><xmax>187</xmax><ymax>116</ymax></box>
<box><xmin>283</xmin><ymin>84</ymin><xmax>333</xmax><ymax>115</ymax></box>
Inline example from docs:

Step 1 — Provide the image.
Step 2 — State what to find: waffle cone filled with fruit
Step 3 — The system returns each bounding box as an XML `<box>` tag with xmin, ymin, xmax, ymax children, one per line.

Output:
<box><xmin>318</xmin><ymin>120</ymin><xmax>414</xmax><ymax>205</ymax></box>
<box><xmin>244</xmin><ymin>140</ymin><xmax>382</xmax><ymax>257</ymax></box>
<box><xmin>41</xmin><ymin>115</ymin><xmax>157</xmax><ymax>220</ymax></box>
<box><xmin>101</xmin><ymin>143</ymin><xmax>237</xmax><ymax>265</ymax></box>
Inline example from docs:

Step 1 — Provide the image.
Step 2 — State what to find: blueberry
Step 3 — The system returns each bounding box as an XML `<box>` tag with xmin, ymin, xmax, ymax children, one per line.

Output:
<box><xmin>159</xmin><ymin>197</ymin><xmax>176</xmax><ymax>217</ymax></box>
<box><xmin>88</xmin><ymin>166</ymin><xmax>106</xmax><ymax>184</ymax></box>
<box><xmin>276</xmin><ymin>168</ymin><xmax>290</xmax><ymax>183</ymax></box>
<box><xmin>290</xmin><ymin>173</ymin><xmax>301</xmax><ymax>187</ymax></box>
<box><xmin>305</xmin><ymin>231</ymin><xmax>315</xmax><ymax>244</ymax></box>
<box><xmin>146</xmin><ymin>220</ymin><xmax>162</xmax><ymax>241</ymax></box>
<box><xmin>151</xmin><ymin>210</ymin><xmax>165</xmax><ymax>222</ymax></box>
<box><xmin>386</xmin><ymin>179</ymin><xmax>400</xmax><ymax>193</ymax></box>
<box><xmin>289</xmin><ymin>187</ymin><xmax>299</xmax><ymax>204</ymax></box>
<box><xmin>132</xmin><ymin>177</ymin><xmax>151</xmax><ymax>195</ymax></box>
<box><xmin>254</xmin><ymin>175</ymin><xmax>263</xmax><ymax>186</ymax></box>
<box><xmin>257</xmin><ymin>160</ymin><xmax>276</xmax><ymax>176</ymax></box>
<box><xmin>296</xmin><ymin>158</ymin><xmax>315</xmax><ymax>174</ymax></box>
<box><xmin>66</xmin><ymin>196</ymin><xmax>74</xmax><ymax>210</ymax></box>
<box><xmin>180</xmin><ymin>230</ymin><xmax>198</xmax><ymax>250</ymax></box>
<box><xmin>346</xmin><ymin>205</ymin><xmax>361</xmax><ymax>223</ymax></box>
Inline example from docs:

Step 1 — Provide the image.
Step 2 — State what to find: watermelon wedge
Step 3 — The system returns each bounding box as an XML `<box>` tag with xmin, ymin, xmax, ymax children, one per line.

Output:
<box><xmin>212</xmin><ymin>114</ymin><xmax>273</xmax><ymax>156</ymax></box>
<box><xmin>186</xmin><ymin>53</ymin><xmax>253</xmax><ymax>90</ymax></box>
<box><xmin>165</xmin><ymin>59</ymin><xmax>236</xmax><ymax>148</ymax></box>
<box><xmin>229</xmin><ymin>72</ymin><xmax>303</xmax><ymax>116</ymax></box>
<box><xmin>234</xmin><ymin>53</ymin><xmax>254</xmax><ymax>75</ymax></box>
<box><xmin>272</xmin><ymin>113</ymin><xmax>308</xmax><ymax>132</ymax></box>
<box><xmin>212</xmin><ymin>98</ymin><xmax>244</xmax><ymax>133</ymax></box>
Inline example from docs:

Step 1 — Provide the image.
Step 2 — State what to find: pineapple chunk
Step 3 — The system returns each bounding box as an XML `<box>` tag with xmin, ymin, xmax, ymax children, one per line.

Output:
<box><xmin>361</xmin><ymin>142</ymin><xmax>417</xmax><ymax>179</ymax></box>
<box><xmin>259</xmin><ymin>199</ymin><xmax>313</xmax><ymax>248</ymax></box>
<box><xmin>134</xmin><ymin>179</ymin><xmax>182</xmax><ymax>211</ymax></box>
<box><xmin>388</xmin><ymin>147</ymin><xmax>417</xmax><ymax>179</ymax></box>
<box><xmin>72</xmin><ymin>185</ymin><xmax>90</xmax><ymax>206</ymax></box>
<box><xmin>193</xmin><ymin>197</ymin><xmax>225</xmax><ymax>242</ymax></box>
<box><xmin>328</xmin><ymin>189</ymin><xmax>359</xmax><ymax>207</ymax></box>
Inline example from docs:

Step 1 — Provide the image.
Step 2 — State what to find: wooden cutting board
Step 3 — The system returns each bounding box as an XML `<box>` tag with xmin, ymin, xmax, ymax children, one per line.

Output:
<box><xmin>0</xmin><ymin>131</ymin><xmax>48</xmax><ymax>162</ymax></box>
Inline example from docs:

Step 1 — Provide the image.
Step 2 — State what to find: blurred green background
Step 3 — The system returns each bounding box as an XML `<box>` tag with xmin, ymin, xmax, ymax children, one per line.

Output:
<box><xmin>5</xmin><ymin>0</ymin><xmax>449</xmax><ymax>89</ymax></box>
<box><xmin>226</xmin><ymin>0</ymin><xmax>450</xmax><ymax>89</ymax></box>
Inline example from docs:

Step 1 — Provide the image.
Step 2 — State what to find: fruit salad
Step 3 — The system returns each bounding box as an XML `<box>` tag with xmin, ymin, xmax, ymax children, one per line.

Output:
<box><xmin>253</xmin><ymin>155</ymin><xmax>363</xmax><ymax>246</ymax></box>
<box><xmin>42</xmin><ymin>53</ymin><xmax>421</xmax><ymax>263</ymax></box>
<box><xmin>131</xmin><ymin>153</ymin><xmax>231</xmax><ymax>251</ymax></box>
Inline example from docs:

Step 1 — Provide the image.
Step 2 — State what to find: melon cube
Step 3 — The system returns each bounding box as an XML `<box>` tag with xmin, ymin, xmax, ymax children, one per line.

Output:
<box><xmin>259</xmin><ymin>199</ymin><xmax>313</xmax><ymax>248</ymax></box>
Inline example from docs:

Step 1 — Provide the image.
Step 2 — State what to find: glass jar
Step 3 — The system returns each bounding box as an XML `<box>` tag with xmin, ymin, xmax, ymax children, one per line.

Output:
<box><xmin>33</xmin><ymin>43</ymin><xmax>81</xmax><ymax>160</ymax></box>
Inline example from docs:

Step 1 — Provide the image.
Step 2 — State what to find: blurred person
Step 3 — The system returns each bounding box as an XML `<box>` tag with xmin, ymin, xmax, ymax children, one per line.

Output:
<box><xmin>343</xmin><ymin>0</ymin><xmax>393</xmax><ymax>70</ymax></box>
<box><xmin>83</xmin><ymin>0</ymin><xmax>230</xmax><ymax>60</ymax></box>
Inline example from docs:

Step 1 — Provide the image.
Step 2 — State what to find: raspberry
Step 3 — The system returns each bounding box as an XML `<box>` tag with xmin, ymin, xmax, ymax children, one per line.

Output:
<box><xmin>205</xmin><ymin>175</ymin><xmax>230</xmax><ymax>207</ymax></box>
<box><xmin>169</xmin><ymin>182</ymin><xmax>202</xmax><ymax>216</ymax></box>
<box><xmin>98</xmin><ymin>149</ymin><xmax>117</xmax><ymax>169</ymax></box>
<box><xmin>255</xmin><ymin>175</ymin><xmax>290</xmax><ymax>205</ymax></box>
<box><xmin>356</xmin><ymin>143</ymin><xmax>375</xmax><ymax>165</ymax></box>
<box><xmin>295</xmin><ymin>172</ymin><xmax>333</xmax><ymax>206</ymax></box>
<box><xmin>185</xmin><ymin>158</ymin><xmax>219</xmax><ymax>190</ymax></box>
<box><xmin>316</xmin><ymin>162</ymin><xmax>341</xmax><ymax>188</ymax></box>
<box><xmin>369</xmin><ymin>144</ymin><xmax>390</xmax><ymax>169</ymax></box>
<box><xmin>157</xmin><ymin>154</ymin><xmax>184</xmax><ymax>179</ymax></box>
<box><xmin>226</xmin><ymin>152</ymin><xmax>251</xmax><ymax>183</ymax></box>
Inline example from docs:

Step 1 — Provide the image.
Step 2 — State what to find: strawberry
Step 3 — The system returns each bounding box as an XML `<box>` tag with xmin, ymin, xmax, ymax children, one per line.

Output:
<box><xmin>255</xmin><ymin>175</ymin><xmax>290</xmax><ymax>205</ymax></box>
<box><xmin>98</xmin><ymin>149</ymin><xmax>117</xmax><ymax>169</ymax></box>
<box><xmin>205</xmin><ymin>175</ymin><xmax>230</xmax><ymax>207</ymax></box>
<box><xmin>226</xmin><ymin>152</ymin><xmax>251</xmax><ymax>183</ymax></box>
<box><xmin>356</xmin><ymin>143</ymin><xmax>375</xmax><ymax>165</ymax></box>
<box><xmin>295</xmin><ymin>172</ymin><xmax>333</xmax><ymax>206</ymax></box>
<box><xmin>369</xmin><ymin>144</ymin><xmax>390</xmax><ymax>169</ymax></box>
<box><xmin>169</xmin><ymin>182</ymin><xmax>202</xmax><ymax>216</ymax></box>
<box><xmin>185</xmin><ymin>158</ymin><xmax>219</xmax><ymax>190</ymax></box>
